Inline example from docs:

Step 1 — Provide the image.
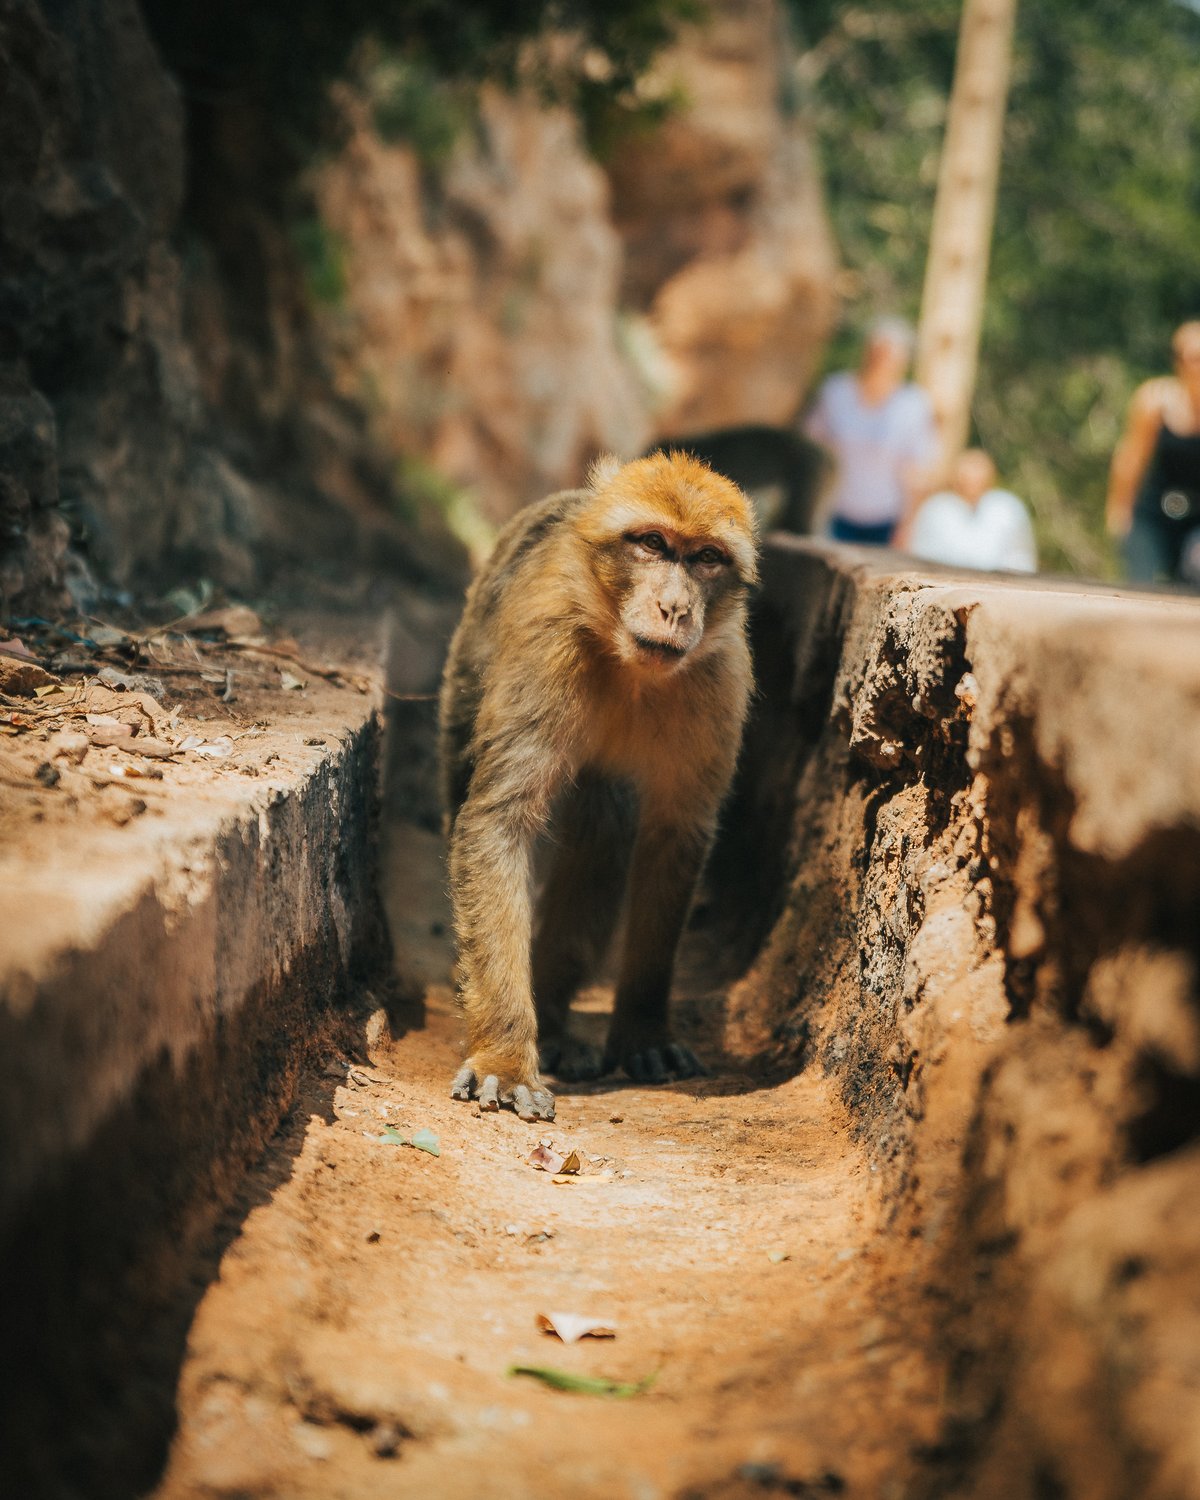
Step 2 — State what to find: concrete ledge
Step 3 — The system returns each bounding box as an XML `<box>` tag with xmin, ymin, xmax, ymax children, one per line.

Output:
<box><xmin>0</xmin><ymin>657</ymin><xmax>391</xmax><ymax>1494</ymax></box>
<box><xmin>727</xmin><ymin>537</ymin><xmax>1200</xmax><ymax>1499</ymax></box>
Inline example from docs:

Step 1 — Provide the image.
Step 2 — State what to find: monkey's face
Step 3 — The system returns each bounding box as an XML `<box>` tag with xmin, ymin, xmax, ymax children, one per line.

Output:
<box><xmin>578</xmin><ymin>452</ymin><xmax>759</xmax><ymax>678</ymax></box>
<box><xmin>612</xmin><ymin>529</ymin><xmax>728</xmax><ymax>671</ymax></box>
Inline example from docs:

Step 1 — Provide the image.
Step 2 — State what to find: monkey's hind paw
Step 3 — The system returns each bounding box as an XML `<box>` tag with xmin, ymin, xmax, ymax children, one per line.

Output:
<box><xmin>612</xmin><ymin>1042</ymin><xmax>708</xmax><ymax>1084</ymax></box>
<box><xmin>450</xmin><ymin>1064</ymin><xmax>556</xmax><ymax>1121</ymax></box>
<box><xmin>539</xmin><ymin>1036</ymin><xmax>605</xmax><ymax>1082</ymax></box>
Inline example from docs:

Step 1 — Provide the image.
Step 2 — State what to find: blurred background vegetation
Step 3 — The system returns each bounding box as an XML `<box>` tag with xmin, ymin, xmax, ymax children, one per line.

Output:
<box><xmin>792</xmin><ymin>0</ymin><xmax>1200</xmax><ymax>574</ymax></box>
<box><xmin>143</xmin><ymin>0</ymin><xmax>1200</xmax><ymax>577</ymax></box>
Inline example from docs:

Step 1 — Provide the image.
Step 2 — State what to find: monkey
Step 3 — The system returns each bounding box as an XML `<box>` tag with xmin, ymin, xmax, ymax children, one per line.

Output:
<box><xmin>643</xmin><ymin>424</ymin><xmax>830</xmax><ymax>534</ymax></box>
<box><xmin>438</xmin><ymin>451</ymin><xmax>759</xmax><ymax>1121</ymax></box>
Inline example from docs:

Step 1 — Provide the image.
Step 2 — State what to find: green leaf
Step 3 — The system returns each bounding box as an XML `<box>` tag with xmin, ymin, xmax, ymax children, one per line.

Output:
<box><xmin>506</xmin><ymin>1365</ymin><xmax>656</xmax><ymax>1398</ymax></box>
<box><xmin>410</xmin><ymin>1127</ymin><xmax>441</xmax><ymax>1156</ymax></box>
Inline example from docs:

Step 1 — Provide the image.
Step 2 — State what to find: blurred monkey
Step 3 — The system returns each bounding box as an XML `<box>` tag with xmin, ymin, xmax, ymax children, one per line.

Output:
<box><xmin>439</xmin><ymin>452</ymin><xmax>759</xmax><ymax>1120</ymax></box>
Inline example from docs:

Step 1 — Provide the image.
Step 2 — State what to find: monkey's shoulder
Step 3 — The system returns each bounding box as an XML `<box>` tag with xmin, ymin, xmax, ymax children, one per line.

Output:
<box><xmin>481</xmin><ymin>489</ymin><xmax>587</xmax><ymax>587</ymax></box>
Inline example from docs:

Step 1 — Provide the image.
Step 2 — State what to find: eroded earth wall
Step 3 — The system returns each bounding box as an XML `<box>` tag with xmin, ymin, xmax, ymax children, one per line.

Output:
<box><xmin>721</xmin><ymin>539</ymin><xmax>1200</xmax><ymax>1500</ymax></box>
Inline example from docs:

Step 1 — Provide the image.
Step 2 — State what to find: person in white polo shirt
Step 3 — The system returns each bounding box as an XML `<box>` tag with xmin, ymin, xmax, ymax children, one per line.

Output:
<box><xmin>908</xmin><ymin>448</ymin><xmax>1038</xmax><ymax>573</ymax></box>
<box><xmin>803</xmin><ymin>317</ymin><xmax>939</xmax><ymax>546</ymax></box>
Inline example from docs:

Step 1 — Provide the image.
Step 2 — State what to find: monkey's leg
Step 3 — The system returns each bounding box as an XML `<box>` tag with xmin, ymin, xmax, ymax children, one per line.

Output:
<box><xmin>533</xmin><ymin>774</ymin><xmax>636</xmax><ymax>1082</ymax></box>
<box><xmin>603</xmin><ymin>819</ymin><xmax>711</xmax><ymax>1084</ymax></box>
<box><xmin>448</xmin><ymin>794</ymin><xmax>556</xmax><ymax>1121</ymax></box>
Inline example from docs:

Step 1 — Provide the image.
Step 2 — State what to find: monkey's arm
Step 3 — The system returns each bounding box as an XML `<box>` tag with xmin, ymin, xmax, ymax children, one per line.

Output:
<box><xmin>448</xmin><ymin>734</ymin><xmax>563</xmax><ymax>1120</ymax></box>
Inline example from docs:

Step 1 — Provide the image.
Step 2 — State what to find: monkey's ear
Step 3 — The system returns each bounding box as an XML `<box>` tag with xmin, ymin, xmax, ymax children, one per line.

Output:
<box><xmin>586</xmin><ymin>453</ymin><xmax>623</xmax><ymax>491</ymax></box>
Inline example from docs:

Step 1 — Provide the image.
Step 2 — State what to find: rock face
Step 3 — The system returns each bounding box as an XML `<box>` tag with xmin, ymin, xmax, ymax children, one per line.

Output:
<box><xmin>0</xmin><ymin>0</ymin><xmax>835</xmax><ymax>606</ymax></box>
<box><xmin>0</xmin><ymin>0</ymin><xmax>461</xmax><ymax>612</ymax></box>
<box><xmin>608</xmin><ymin>0</ymin><xmax>837</xmax><ymax>437</ymax></box>
<box><xmin>0</xmin><ymin>0</ymin><xmax>196</xmax><ymax>607</ymax></box>
<box><xmin>310</xmin><ymin>0</ymin><xmax>836</xmax><ymax>521</ymax></box>
<box><xmin>315</xmin><ymin>88</ymin><xmax>651</xmax><ymax>527</ymax></box>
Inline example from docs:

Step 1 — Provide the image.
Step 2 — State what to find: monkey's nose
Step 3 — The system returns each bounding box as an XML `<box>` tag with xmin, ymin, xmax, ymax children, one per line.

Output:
<box><xmin>657</xmin><ymin>600</ymin><xmax>690</xmax><ymax>627</ymax></box>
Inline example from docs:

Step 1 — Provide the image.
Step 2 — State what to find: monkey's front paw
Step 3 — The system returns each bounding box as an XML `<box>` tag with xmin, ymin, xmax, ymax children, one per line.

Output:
<box><xmin>606</xmin><ymin>1041</ymin><xmax>708</xmax><ymax>1084</ymax></box>
<box><xmin>450</xmin><ymin>1063</ymin><xmax>556</xmax><ymax>1121</ymax></box>
<box><xmin>539</xmin><ymin>1035</ymin><xmax>605</xmax><ymax>1082</ymax></box>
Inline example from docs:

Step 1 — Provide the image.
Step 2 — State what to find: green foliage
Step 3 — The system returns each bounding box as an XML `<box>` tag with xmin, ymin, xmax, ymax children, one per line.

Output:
<box><xmin>289</xmin><ymin>218</ymin><xmax>349</xmax><ymax>309</ymax></box>
<box><xmin>792</xmin><ymin>0</ymin><xmax>1200</xmax><ymax>574</ymax></box>
<box><xmin>367</xmin><ymin>54</ymin><xmax>474</xmax><ymax>165</ymax></box>
<box><xmin>144</xmin><ymin>0</ymin><xmax>701</xmax><ymax>167</ymax></box>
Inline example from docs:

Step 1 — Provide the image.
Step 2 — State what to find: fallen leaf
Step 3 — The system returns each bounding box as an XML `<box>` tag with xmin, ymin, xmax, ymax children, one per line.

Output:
<box><xmin>279</xmin><ymin>670</ymin><xmax>306</xmax><ymax>691</ymax></box>
<box><xmin>369</xmin><ymin>1125</ymin><xmax>440</xmax><ymax>1157</ymax></box>
<box><xmin>536</xmin><ymin>1312</ymin><xmax>617</xmax><ymax>1345</ymax></box>
<box><xmin>506</xmin><ymin>1366</ymin><xmax>654</xmax><ymax>1398</ymax></box>
<box><xmin>0</xmin><ymin>637</ymin><xmax>38</xmax><ymax>662</ymax></box>
<box><xmin>178</xmin><ymin>734</ymin><xmax>234</xmax><ymax>759</ymax></box>
<box><xmin>33</xmin><ymin>684</ymin><xmax>63</xmax><ymax>699</ymax></box>
<box><xmin>410</xmin><ymin>1127</ymin><xmax>440</xmax><ymax>1156</ymax></box>
<box><xmin>526</xmin><ymin>1143</ymin><xmax>581</xmax><ymax>1175</ymax></box>
<box><xmin>767</xmin><ymin>1250</ymin><xmax>790</xmax><ymax>1265</ymax></box>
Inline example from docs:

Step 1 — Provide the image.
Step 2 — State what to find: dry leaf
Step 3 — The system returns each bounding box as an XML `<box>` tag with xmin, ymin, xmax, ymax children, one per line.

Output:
<box><xmin>279</xmin><ymin>669</ymin><xmax>306</xmax><ymax>691</ymax></box>
<box><xmin>526</xmin><ymin>1143</ymin><xmax>581</xmax><ymax>1175</ymax></box>
<box><xmin>193</xmin><ymin>737</ymin><xmax>233</xmax><ymax>759</ymax></box>
<box><xmin>0</xmin><ymin>637</ymin><xmax>38</xmax><ymax>662</ymax></box>
<box><xmin>536</xmin><ymin>1312</ymin><xmax>617</xmax><ymax>1345</ymax></box>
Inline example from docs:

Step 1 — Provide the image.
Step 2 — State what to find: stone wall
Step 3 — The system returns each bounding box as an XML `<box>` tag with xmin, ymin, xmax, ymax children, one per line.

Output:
<box><xmin>718</xmin><ymin>540</ymin><xmax>1200</xmax><ymax>1499</ymax></box>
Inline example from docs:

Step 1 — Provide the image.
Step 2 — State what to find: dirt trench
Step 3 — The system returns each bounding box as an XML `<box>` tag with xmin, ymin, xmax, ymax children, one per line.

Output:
<box><xmin>149</xmin><ymin>803</ymin><xmax>944</xmax><ymax>1500</ymax></box>
<box><xmin>145</xmin><ymin>542</ymin><xmax>1200</xmax><ymax>1500</ymax></box>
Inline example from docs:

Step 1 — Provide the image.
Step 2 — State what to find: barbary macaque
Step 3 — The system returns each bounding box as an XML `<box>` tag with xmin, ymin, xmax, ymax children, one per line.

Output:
<box><xmin>438</xmin><ymin>452</ymin><xmax>759</xmax><ymax>1120</ymax></box>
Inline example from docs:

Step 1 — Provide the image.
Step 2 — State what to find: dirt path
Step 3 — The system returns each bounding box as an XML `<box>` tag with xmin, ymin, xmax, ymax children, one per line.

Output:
<box><xmin>152</xmin><ymin>823</ymin><xmax>942</xmax><ymax>1500</ymax></box>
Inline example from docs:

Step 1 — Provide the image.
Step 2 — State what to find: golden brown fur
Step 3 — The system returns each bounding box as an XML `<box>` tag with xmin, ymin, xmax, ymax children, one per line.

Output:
<box><xmin>439</xmin><ymin>452</ymin><xmax>758</xmax><ymax>1120</ymax></box>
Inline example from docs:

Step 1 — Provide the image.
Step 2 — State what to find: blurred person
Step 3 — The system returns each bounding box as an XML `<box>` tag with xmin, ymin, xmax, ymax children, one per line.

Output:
<box><xmin>1107</xmin><ymin>320</ymin><xmax>1200</xmax><ymax>587</ymax></box>
<box><xmin>908</xmin><ymin>448</ymin><xmax>1037</xmax><ymax>573</ymax></box>
<box><xmin>803</xmin><ymin>316</ymin><xmax>939</xmax><ymax>545</ymax></box>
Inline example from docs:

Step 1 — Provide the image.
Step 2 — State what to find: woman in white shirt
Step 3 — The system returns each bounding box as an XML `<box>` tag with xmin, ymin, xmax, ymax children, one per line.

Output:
<box><xmin>804</xmin><ymin>318</ymin><xmax>940</xmax><ymax>546</ymax></box>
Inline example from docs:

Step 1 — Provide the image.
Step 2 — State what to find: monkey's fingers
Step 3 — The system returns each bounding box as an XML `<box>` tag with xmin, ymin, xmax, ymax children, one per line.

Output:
<box><xmin>476</xmin><ymin>1075</ymin><xmax>502</xmax><ymax>1111</ymax></box>
<box><xmin>664</xmin><ymin>1042</ymin><xmax>708</xmax><ymax>1079</ymax></box>
<box><xmin>450</xmin><ymin>1063</ymin><xmax>477</xmax><ymax>1102</ymax></box>
<box><xmin>628</xmin><ymin>1048</ymin><xmax>669</xmax><ymax>1084</ymax></box>
<box><xmin>541</xmin><ymin>1036</ymin><xmax>604</xmax><ymax>1082</ymax></box>
<box><xmin>512</xmin><ymin>1084</ymin><xmax>556</xmax><ymax>1122</ymax></box>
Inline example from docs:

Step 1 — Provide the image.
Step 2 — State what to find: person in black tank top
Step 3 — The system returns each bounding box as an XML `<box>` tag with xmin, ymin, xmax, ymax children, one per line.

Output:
<box><xmin>1128</xmin><ymin>423</ymin><xmax>1200</xmax><ymax>582</ymax></box>
<box><xmin>1108</xmin><ymin>321</ymin><xmax>1200</xmax><ymax>589</ymax></box>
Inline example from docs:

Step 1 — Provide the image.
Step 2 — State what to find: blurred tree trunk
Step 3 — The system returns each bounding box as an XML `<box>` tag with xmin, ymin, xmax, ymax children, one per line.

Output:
<box><xmin>916</xmin><ymin>0</ymin><xmax>1017</xmax><ymax>470</ymax></box>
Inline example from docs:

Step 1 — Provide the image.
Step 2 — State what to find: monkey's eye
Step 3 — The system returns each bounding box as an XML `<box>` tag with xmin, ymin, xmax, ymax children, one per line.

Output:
<box><xmin>633</xmin><ymin>531</ymin><xmax>669</xmax><ymax>555</ymax></box>
<box><xmin>692</xmin><ymin>546</ymin><xmax>729</xmax><ymax>567</ymax></box>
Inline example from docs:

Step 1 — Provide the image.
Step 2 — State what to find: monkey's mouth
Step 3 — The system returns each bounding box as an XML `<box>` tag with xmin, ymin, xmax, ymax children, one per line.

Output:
<box><xmin>631</xmin><ymin>633</ymin><xmax>689</xmax><ymax>663</ymax></box>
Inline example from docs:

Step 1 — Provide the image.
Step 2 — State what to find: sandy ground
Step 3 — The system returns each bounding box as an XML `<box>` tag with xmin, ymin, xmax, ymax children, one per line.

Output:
<box><xmin>151</xmin><ymin>821</ymin><xmax>943</xmax><ymax>1500</ymax></box>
